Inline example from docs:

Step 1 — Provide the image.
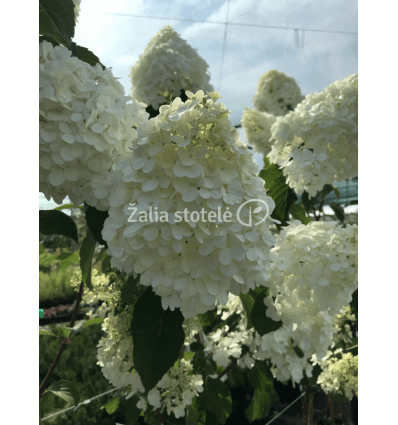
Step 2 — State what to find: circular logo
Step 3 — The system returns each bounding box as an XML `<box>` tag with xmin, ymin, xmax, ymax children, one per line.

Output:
<box><xmin>236</xmin><ymin>199</ymin><xmax>270</xmax><ymax>227</ymax></box>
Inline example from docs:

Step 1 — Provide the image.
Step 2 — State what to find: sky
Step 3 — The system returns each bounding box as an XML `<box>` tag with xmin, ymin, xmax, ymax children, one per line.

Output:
<box><xmin>40</xmin><ymin>0</ymin><xmax>358</xmax><ymax>209</ymax></box>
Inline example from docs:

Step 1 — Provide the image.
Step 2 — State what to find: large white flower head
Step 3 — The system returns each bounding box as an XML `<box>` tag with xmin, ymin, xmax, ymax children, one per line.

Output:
<box><xmin>241</xmin><ymin>107</ymin><xmax>277</xmax><ymax>157</ymax></box>
<box><xmin>73</xmin><ymin>0</ymin><xmax>82</xmax><ymax>22</ymax></box>
<box><xmin>268</xmin><ymin>74</ymin><xmax>358</xmax><ymax>198</ymax></box>
<box><xmin>129</xmin><ymin>25</ymin><xmax>214</xmax><ymax>109</ymax></box>
<box><xmin>253</xmin><ymin>70</ymin><xmax>303</xmax><ymax>116</ymax></box>
<box><xmin>268</xmin><ymin>221</ymin><xmax>358</xmax><ymax>316</ymax></box>
<box><xmin>315</xmin><ymin>351</ymin><xmax>358</xmax><ymax>400</ymax></box>
<box><xmin>39</xmin><ymin>40</ymin><xmax>148</xmax><ymax>209</ymax></box>
<box><xmin>254</xmin><ymin>221</ymin><xmax>358</xmax><ymax>384</ymax></box>
<box><xmin>102</xmin><ymin>90</ymin><xmax>276</xmax><ymax>318</ymax></box>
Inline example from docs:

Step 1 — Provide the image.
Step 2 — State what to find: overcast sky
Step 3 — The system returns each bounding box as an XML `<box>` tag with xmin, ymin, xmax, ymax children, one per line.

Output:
<box><xmin>40</xmin><ymin>0</ymin><xmax>358</xmax><ymax>208</ymax></box>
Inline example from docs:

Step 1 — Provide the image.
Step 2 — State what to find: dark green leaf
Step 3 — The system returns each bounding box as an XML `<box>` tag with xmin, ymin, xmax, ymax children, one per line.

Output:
<box><xmin>39</xmin><ymin>210</ymin><xmax>78</xmax><ymax>243</ymax></box>
<box><xmin>290</xmin><ymin>203</ymin><xmax>312</xmax><ymax>225</ymax></box>
<box><xmin>198</xmin><ymin>377</ymin><xmax>232</xmax><ymax>424</ymax></box>
<box><xmin>79</xmin><ymin>228</ymin><xmax>96</xmax><ymax>290</ymax></box>
<box><xmin>292</xmin><ymin>344</ymin><xmax>305</xmax><ymax>358</ymax></box>
<box><xmin>85</xmin><ymin>206</ymin><xmax>109</xmax><ymax>247</ymax></box>
<box><xmin>60</xmin><ymin>327</ymin><xmax>71</xmax><ymax>338</ymax></box>
<box><xmin>239</xmin><ymin>293</ymin><xmax>254</xmax><ymax>330</ymax></box>
<box><xmin>121</xmin><ymin>275</ymin><xmax>140</xmax><ymax>305</ymax></box>
<box><xmin>301</xmin><ymin>191</ymin><xmax>321</xmax><ymax>214</ymax></box>
<box><xmin>245</xmin><ymin>361</ymin><xmax>273</xmax><ymax>422</ymax></box>
<box><xmin>131</xmin><ymin>287</ymin><xmax>185</xmax><ymax>391</ymax></box>
<box><xmin>189</xmin><ymin>342</ymin><xmax>204</xmax><ymax>352</ymax></box>
<box><xmin>329</xmin><ymin>203</ymin><xmax>345</xmax><ymax>222</ymax></box>
<box><xmin>333</xmin><ymin>392</ymin><xmax>350</xmax><ymax>403</ymax></box>
<box><xmin>124</xmin><ymin>395</ymin><xmax>142</xmax><ymax>425</ymax></box>
<box><xmin>350</xmin><ymin>289</ymin><xmax>358</xmax><ymax>318</ymax></box>
<box><xmin>197</xmin><ymin>309</ymin><xmax>217</xmax><ymax>327</ymax></box>
<box><xmin>83</xmin><ymin>317</ymin><xmax>104</xmax><ymax>328</ymax></box>
<box><xmin>259</xmin><ymin>157</ymin><xmax>298</xmax><ymax>226</ymax></box>
<box><xmin>95</xmin><ymin>246</ymin><xmax>107</xmax><ymax>264</ymax></box>
<box><xmin>251</xmin><ymin>289</ymin><xmax>283</xmax><ymax>336</ymax></box>
<box><xmin>73</xmin><ymin>44</ymin><xmax>105</xmax><ymax>70</ymax></box>
<box><xmin>322</xmin><ymin>184</ymin><xmax>340</xmax><ymax>199</ymax></box>
<box><xmin>102</xmin><ymin>254</ymin><xmax>112</xmax><ymax>274</ymax></box>
<box><xmin>58</xmin><ymin>251</ymin><xmax>80</xmax><ymax>272</ymax></box>
<box><xmin>39</xmin><ymin>0</ymin><xmax>75</xmax><ymax>46</ymax></box>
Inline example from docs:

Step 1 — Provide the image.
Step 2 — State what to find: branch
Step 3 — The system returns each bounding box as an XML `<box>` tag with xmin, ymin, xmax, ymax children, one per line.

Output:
<box><xmin>345</xmin><ymin>344</ymin><xmax>358</xmax><ymax>351</ymax></box>
<box><xmin>39</xmin><ymin>280</ymin><xmax>85</xmax><ymax>398</ymax></box>
<box><xmin>155</xmin><ymin>408</ymin><xmax>165</xmax><ymax>424</ymax></box>
<box><xmin>217</xmin><ymin>359</ymin><xmax>237</xmax><ymax>380</ymax></box>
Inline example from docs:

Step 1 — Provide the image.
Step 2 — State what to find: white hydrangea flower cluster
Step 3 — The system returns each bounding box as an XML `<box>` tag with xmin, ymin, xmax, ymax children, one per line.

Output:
<box><xmin>70</xmin><ymin>269</ymin><xmax>117</xmax><ymax>319</ymax></box>
<box><xmin>204</xmin><ymin>294</ymin><xmax>261</xmax><ymax>371</ymax></box>
<box><xmin>97</xmin><ymin>307</ymin><xmax>203</xmax><ymax>418</ymax></box>
<box><xmin>332</xmin><ymin>306</ymin><xmax>356</xmax><ymax>347</ymax></box>
<box><xmin>182</xmin><ymin>317</ymin><xmax>203</xmax><ymax>345</ymax></box>
<box><xmin>145</xmin><ymin>359</ymin><xmax>204</xmax><ymax>418</ymax></box>
<box><xmin>204</xmin><ymin>322</ymin><xmax>255</xmax><ymax>368</ymax></box>
<box><xmin>254</xmin><ymin>221</ymin><xmax>358</xmax><ymax>384</ymax></box>
<box><xmin>39</xmin><ymin>40</ymin><xmax>148</xmax><ymax>209</ymax></box>
<box><xmin>129</xmin><ymin>25</ymin><xmax>214</xmax><ymax>109</ymax></box>
<box><xmin>241</xmin><ymin>107</ymin><xmax>277</xmax><ymax>156</ymax></box>
<box><xmin>315</xmin><ymin>350</ymin><xmax>358</xmax><ymax>400</ymax></box>
<box><xmin>268</xmin><ymin>74</ymin><xmax>358</xmax><ymax>197</ymax></box>
<box><xmin>73</xmin><ymin>0</ymin><xmax>81</xmax><ymax>23</ymax></box>
<box><xmin>102</xmin><ymin>90</ymin><xmax>276</xmax><ymax>318</ymax></box>
<box><xmin>253</xmin><ymin>70</ymin><xmax>303</xmax><ymax>116</ymax></box>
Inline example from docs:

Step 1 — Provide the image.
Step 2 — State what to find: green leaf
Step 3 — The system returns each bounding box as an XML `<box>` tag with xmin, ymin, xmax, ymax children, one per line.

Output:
<box><xmin>46</xmin><ymin>380</ymin><xmax>80</xmax><ymax>406</ymax></box>
<box><xmin>189</xmin><ymin>342</ymin><xmax>204</xmax><ymax>352</ymax></box>
<box><xmin>95</xmin><ymin>246</ymin><xmax>107</xmax><ymax>264</ymax></box>
<box><xmin>197</xmin><ymin>309</ymin><xmax>217</xmax><ymax>327</ymax></box>
<box><xmin>121</xmin><ymin>275</ymin><xmax>140</xmax><ymax>305</ymax></box>
<box><xmin>39</xmin><ymin>243</ymin><xmax>45</xmax><ymax>255</ymax></box>
<box><xmin>58</xmin><ymin>251</ymin><xmax>80</xmax><ymax>272</ymax></box>
<box><xmin>102</xmin><ymin>253</ymin><xmax>112</xmax><ymax>274</ymax></box>
<box><xmin>60</xmin><ymin>327</ymin><xmax>71</xmax><ymax>338</ymax></box>
<box><xmin>301</xmin><ymin>191</ymin><xmax>321</xmax><ymax>214</ymax></box>
<box><xmin>72</xmin><ymin>44</ymin><xmax>105</xmax><ymax>70</ymax></box>
<box><xmin>39</xmin><ymin>210</ymin><xmax>78</xmax><ymax>243</ymax></box>
<box><xmin>329</xmin><ymin>202</ymin><xmax>345</xmax><ymax>222</ymax></box>
<box><xmin>186</xmin><ymin>397</ymin><xmax>208</xmax><ymax>425</ymax></box>
<box><xmin>79</xmin><ymin>228</ymin><xmax>96</xmax><ymax>290</ymax></box>
<box><xmin>131</xmin><ymin>287</ymin><xmax>185</xmax><ymax>391</ymax></box>
<box><xmin>39</xmin><ymin>0</ymin><xmax>75</xmax><ymax>46</ymax></box>
<box><xmin>290</xmin><ymin>203</ymin><xmax>312</xmax><ymax>225</ymax></box>
<box><xmin>83</xmin><ymin>317</ymin><xmax>104</xmax><ymax>328</ymax></box>
<box><xmin>292</xmin><ymin>344</ymin><xmax>305</xmax><ymax>358</ymax></box>
<box><xmin>350</xmin><ymin>289</ymin><xmax>358</xmax><ymax>317</ymax></box>
<box><xmin>39</xmin><ymin>327</ymin><xmax>58</xmax><ymax>337</ymax></box>
<box><xmin>239</xmin><ymin>293</ymin><xmax>254</xmax><ymax>330</ymax></box>
<box><xmin>259</xmin><ymin>157</ymin><xmax>298</xmax><ymax>226</ymax></box>
<box><xmin>124</xmin><ymin>395</ymin><xmax>142</xmax><ymax>425</ymax></box>
<box><xmin>184</xmin><ymin>351</ymin><xmax>195</xmax><ymax>361</ymax></box>
<box><xmin>321</xmin><ymin>184</ymin><xmax>340</xmax><ymax>199</ymax></box>
<box><xmin>245</xmin><ymin>361</ymin><xmax>273</xmax><ymax>422</ymax></box>
<box><xmin>104</xmin><ymin>396</ymin><xmax>119</xmax><ymax>415</ymax></box>
<box><xmin>251</xmin><ymin>289</ymin><xmax>283</xmax><ymax>336</ymax></box>
<box><xmin>198</xmin><ymin>377</ymin><xmax>232</xmax><ymax>424</ymax></box>
<box><xmin>85</xmin><ymin>206</ymin><xmax>109</xmax><ymax>247</ymax></box>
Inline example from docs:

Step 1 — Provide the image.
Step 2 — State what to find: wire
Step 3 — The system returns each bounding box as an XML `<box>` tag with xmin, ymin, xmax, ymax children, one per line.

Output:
<box><xmin>41</xmin><ymin>387</ymin><xmax>119</xmax><ymax>421</ymax></box>
<box><xmin>91</xmin><ymin>11</ymin><xmax>358</xmax><ymax>35</ymax></box>
<box><xmin>218</xmin><ymin>0</ymin><xmax>230</xmax><ymax>92</ymax></box>
<box><xmin>265</xmin><ymin>392</ymin><xmax>306</xmax><ymax>425</ymax></box>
